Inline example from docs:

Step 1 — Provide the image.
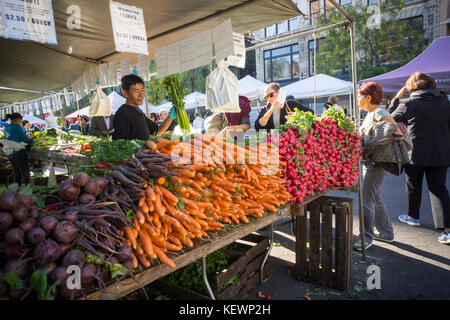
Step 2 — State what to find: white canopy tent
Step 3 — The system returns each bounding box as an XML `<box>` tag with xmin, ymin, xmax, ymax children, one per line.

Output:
<box><xmin>154</xmin><ymin>92</ymin><xmax>206</xmax><ymax>113</ymax></box>
<box><xmin>238</xmin><ymin>75</ymin><xmax>267</xmax><ymax>100</ymax></box>
<box><xmin>283</xmin><ymin>74</ymin><xmax>353</xmax><ymax>99</ymax></box>
<box><xmin>23</xmin><ymin>115</ymin><xmax>45</xmax><ymax>125</ymax></box>
<box><xmin>65</xmin><ymin>106</ymin><xmax>90</xmax><ymax>119</ymax></box>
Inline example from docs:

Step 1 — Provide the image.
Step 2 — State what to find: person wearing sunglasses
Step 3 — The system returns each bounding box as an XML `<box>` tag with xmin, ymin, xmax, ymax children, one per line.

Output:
<box><xmin>255</xmin><ymin>83</ymin><xmax>302</xmax><ymax>132</ymax></box>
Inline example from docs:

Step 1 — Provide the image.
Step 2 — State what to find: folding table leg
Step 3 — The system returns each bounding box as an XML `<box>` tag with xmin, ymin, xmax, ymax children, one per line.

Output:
<box><xmin>260</xmin><ymin>223</ymin><xmax>274</xmax><ymax>284</ymax></box>
<box><xmin>202</xmin><ymin>256</ymin><xmax>216</xmax><ymax>300</ymax></box>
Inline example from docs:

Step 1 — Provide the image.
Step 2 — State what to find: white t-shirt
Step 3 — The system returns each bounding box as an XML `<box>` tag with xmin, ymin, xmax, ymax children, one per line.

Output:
<box><xmin>45</xmin><ymin>115</ymin><xmax>59</xmax><ymax>129</ymax></box>
<box><xmin>333</xmin><ymin>104</ymin><xmax>343</xmax><ymax>111</ymax></box>
<box><xmin>193</xmin><ymin>117</ymin><xmax>205</xmax><ymax>131</ymax></box>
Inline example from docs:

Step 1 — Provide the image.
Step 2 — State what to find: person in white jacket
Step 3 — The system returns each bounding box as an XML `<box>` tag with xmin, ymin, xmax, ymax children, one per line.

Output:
<box><xmin>192</xmin><ymin>112</ymin><xmax>205</xmax><ymax>133</ymax></box>
<box><xmin>44</xmin><ymin>112</ymin><xmax>59</xmax><ymax>129</ymax></box>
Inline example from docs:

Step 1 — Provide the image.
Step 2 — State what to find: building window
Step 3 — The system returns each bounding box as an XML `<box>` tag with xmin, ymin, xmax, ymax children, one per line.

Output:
<box><xmin>308</xmin><ymin>38</ymin><xmax>325</xmax><ymax>76</ymax></box>
<box><xmin>340</xmin><ymin>0</ymin><xmax>352</xmax><ymax>5</ymax></box>
<box><xmin>404</xmin><ymin>15</ymin><xmax>423</xmax><ymax>46</ymax></box>
<box><xmin>325</xmin><ymin>0</ymin><xmax>335</xmax><ymax>18</ymax></box>
<box><xmin>367</xmin><ymin>0</ymin><xmax>379</xmax><ymax>5</ymax></box>
<box><xmin>265</xmin><ymin>24</ymin><xmax>276</xmax><ymax>37</ymax></box>
<box><xmin>263</xmin><ymin>44</ymin><xmax>300</xmax><ymax>83</ymax></box>
<box><xmin>289</xmin><ymin>17</ymin><xmax>300</xmax><ymax>31</ymax></box>
<box><xmin>310</xmin><ymin>0</ymin><xmax>321</xmax><ymax>25</ymax></box>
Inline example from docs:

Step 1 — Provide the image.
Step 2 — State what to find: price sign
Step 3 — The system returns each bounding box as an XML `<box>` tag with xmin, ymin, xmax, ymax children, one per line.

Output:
<box><xmin>212</xmin><ymin>19</ymin><xmax>234</xmax><ymax>63</ymax></box>
<box><xmin>109</xmin><ymin>1</ymin><xmax>148</xmax><ymax>55</ymax></box>
<box><xmin>0</xmin><ymin>0</ymin><xmax>57</xmax><ymax>44</ymax></box>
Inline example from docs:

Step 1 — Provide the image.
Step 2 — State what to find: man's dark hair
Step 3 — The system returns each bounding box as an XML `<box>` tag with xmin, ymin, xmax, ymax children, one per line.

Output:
<box><xmin>5</xmin><ymin>113</ymin><xmax>22</xmax><ymax>122</ymax></box>
<box><xmin>286</xmin><ymin>95</ymin><xmax>295</xmax><ymax>100</ymax></box>
<box><xmin>121</xmin><ymin>74</ymin><xmax>145</xmax><ymax>92</ymax></box>
<box><xmin>22</xmin><ymin>120</ymin><xmax>29</xmax><ymax>126</ymax></box>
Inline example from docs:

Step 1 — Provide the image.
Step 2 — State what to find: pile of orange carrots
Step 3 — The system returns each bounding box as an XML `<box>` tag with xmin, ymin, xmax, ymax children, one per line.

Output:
<box><xmin>121</xmin><ymin>135</ymin><xmax>290</xmax><ymax>270</ymax></box>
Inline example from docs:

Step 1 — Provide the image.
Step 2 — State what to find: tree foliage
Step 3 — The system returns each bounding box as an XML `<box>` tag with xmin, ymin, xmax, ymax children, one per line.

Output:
<box><xmin>315</xmin><ymin>0</ymin><xmax>430</xmax><ymax>81</ymax></box>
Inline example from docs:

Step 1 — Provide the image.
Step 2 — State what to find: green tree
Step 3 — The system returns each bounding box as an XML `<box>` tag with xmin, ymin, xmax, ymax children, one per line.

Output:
<box><xmin>146</xmin><ymin>61</ymin><xmax>168</xmax><ymax>105</ymax></box>
<box><xmin>315</xmin><ymin>0</ymin><xmax>430</xmax><ymax>81</ymax></box>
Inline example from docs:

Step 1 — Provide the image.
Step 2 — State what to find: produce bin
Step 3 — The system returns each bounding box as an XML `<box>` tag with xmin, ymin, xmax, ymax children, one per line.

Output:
<box><xmin>292</xmin><ymin>196</ymin><xmax>353</xmax><ymax>291</ymax></box>
<box><xmin>151</xmin><ymin>234</ymin><xmax>271</xmax><ymax>300</ymax></box>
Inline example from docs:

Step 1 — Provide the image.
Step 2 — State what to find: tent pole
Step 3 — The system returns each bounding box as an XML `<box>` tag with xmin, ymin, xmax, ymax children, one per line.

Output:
<box><xmin>350</xmin><ymin>21</ymin><xmax>366</xmax><ymax>261</ymax></box>
<box><xmin>313</xmin><ymin>32</ymin><xmax>317</xmax><ymax>115</ymax></box>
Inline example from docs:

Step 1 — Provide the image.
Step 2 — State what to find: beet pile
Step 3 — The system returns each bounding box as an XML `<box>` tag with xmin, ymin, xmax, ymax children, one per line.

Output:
<box><xmin>269</xmin><ymin>108</ymin><xmax>362</xmax><ymax>203</ymax></box>
<box><xmin>0</xmin><ymin>172</ymin><xmax>134</xmax><ymax>300</ymax></box>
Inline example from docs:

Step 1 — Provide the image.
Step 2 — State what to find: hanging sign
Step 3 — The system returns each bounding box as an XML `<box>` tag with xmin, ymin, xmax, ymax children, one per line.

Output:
<box><xmin>63</xmin><ymin>87</ymin><xmax>70</xmax><ymax>106</ymax></box>
<box><xmin>120</xmin><ymin>58</ymin><xmax>130</xmax><ymax>78</ymax></box>
<box><xmin>227</xmin><ymin>32</ymin><xmax>246</xmax><ymax>69</ymax></box>
<box><xmin>109</xmin><ymin>1</ymin><xmax>148</xmax><ymax>55</ymax></box>
<box><xmin>212</xmin><ymin>19</ymin><xmax>234</xmax><ymax>63</ymax></box>
<box><xmin>155</xmin><ymin>47</ymin><xmax>168</xmax><ymax>79</ymax></box>
<box><xmin>137</xmin><ymin>54</ymin><xmax>149</xmax><ymax>81</ymax></box>
<box><xmin>99</xmin><ymin>63</ymin><xmax>109</xmax><ymax>86</ymax></box>
<box><xmin>0</xmin><ymin>0</ymin><xmax>57</xmax><ymax>44</ymax></box>
<box><xmin>108</xmin><ymin>61</ymin><xmax>118</xmax><ymax>86</ymax></box>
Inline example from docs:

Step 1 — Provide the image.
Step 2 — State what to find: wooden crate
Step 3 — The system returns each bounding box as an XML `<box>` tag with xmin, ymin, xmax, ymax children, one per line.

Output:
<box><xmin>293</xmin><ymin>196</ymin><xmax>353</xmax><ymax>291</ymax></box>
<box><xmin>152</xmin><ymin>234</ymin><xmax>271</xmax><ymax>300</ymax></box>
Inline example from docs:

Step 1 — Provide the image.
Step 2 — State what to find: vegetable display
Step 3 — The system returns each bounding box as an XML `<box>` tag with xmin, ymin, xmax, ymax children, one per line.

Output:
<box><xmin>0</xmin><ymin>174</ymin><xmax>133</xmax><ymax>300</ymax></box>
<box><xmin>272</xmin><ymin>108</ymin><xmax>362</xmax><ymax>203</ymax></box>
<box><xmin>111</xmin><ymin>136</ymin><xmax>290</xmax><ymax>269</ymax></box>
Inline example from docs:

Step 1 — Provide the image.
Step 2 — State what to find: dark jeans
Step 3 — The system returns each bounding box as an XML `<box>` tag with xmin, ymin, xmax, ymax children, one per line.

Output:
<box><xmin>7</xmin><ymin>150</ymin><xmax>30</xmax><ymax>185</ymax></box>
<box><xmin>405</xmin><ymin>165</ymin><xmax>450</xmax><ymax>229</ymax></box>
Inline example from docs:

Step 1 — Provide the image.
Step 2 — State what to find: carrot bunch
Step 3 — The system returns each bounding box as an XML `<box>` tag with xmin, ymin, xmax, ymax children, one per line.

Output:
<box><xmin>120</xmin><ymin>135</ymin><xmax>290</xmax><ymax>270</ymax></box>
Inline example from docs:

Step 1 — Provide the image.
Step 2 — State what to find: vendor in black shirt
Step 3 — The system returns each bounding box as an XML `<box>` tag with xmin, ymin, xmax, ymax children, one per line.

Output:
<box><xmin>112</xmin><ymin>74</ymin><xmax>175</xmax><ymax>140</ymax></box>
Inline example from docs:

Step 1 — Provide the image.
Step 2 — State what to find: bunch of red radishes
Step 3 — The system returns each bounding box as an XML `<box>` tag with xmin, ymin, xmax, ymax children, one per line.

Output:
<box><xmin>270</xmin><ymin>113</ymin><xmax>362</xmax><ymax>204</ymax></box>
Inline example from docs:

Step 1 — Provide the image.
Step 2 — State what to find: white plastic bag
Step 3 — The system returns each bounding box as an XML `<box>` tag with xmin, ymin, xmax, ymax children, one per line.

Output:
<box><xmin>205</xmin><ymin>60</ymin><xmax>240</xmax><ymax>113</ymax></box>
<box><xmin>89</xmin><ymin>86</ymin><xmax>113</xmax><ymax>116</ymax></box>
<box><xmin>0</xmin><ymin>139</ymin><xmax>27</xmax><ymax>155</ymax></box>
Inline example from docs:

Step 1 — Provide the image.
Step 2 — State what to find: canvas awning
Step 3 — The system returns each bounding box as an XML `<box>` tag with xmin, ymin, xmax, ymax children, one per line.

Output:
<box><xmin>283</xmin><ymin>74</ymin><xmax>353</xmax><ymax>100</ymax></box>
<box><xmin>0</xmin><ymin>0</ymin><xmax>302</xmax><ymax>106</ymax></box>
<box><xmin>359</xmin><ymin>36</ymin><xmax>450</xmax><ymax>94</ymax></box>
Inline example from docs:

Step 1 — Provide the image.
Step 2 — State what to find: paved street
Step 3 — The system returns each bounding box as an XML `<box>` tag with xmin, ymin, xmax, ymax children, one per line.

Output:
<box><xmin>249</xmin><ymin>169</ymin><xmax>450</xmax><ymax>300</ymax></box>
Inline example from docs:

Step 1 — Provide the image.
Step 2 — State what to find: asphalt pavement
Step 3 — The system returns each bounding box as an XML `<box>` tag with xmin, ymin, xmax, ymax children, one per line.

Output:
<box><xmin>248</xmin><ymin>169</ymin><xmax>450</xmax><ymax>300</ymax></box>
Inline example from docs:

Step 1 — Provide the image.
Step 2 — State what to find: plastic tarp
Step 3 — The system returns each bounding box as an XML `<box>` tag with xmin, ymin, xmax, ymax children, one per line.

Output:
<box><xmin>359</xmin><ymin>36</ymin><xmax>450</xmax><ymax>94</ymax></box>
<box><xmin>283</xmin><ymin>74</ymin><xmax>353</xmax><ymax>99</ymax></box>
<box><xmin>238</xmin><ymin>75</ymin><xmax>267</xmax><ymax>100</ymax></box>
<box><xmin>0</xmin><ymin>0</ymin><xmax>302</xmax><ymax>106</ymax></box>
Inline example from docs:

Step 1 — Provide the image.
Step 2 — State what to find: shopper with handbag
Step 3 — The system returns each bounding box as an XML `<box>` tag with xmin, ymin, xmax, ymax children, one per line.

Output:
<box><xmin>388</xmin><ymin>72</ymin><xmax>450</xmax><ymax>244</ymax></box>
<box><xmin>354</xmin><ymin>82</ymin><xmax>406</xmax><ymax>251</ymax></box>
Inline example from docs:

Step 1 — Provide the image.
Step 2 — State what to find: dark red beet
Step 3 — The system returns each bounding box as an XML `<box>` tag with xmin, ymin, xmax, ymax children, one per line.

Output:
<box><xmin>8</xmin><ymin>288</ymin><xmax>26</xmax><ymax>300</ymax></box>
<box><xmin>19</xmin><ymin>217</ymin><xmax>37</xmax><ymax>233</ymax></box>
<box><xmin>0</xmin><ymin>192</ymin><xmax>20</xmax><ymax>211</ymax></box>
<box><xmin>117</xmin><ymin>246</ymin><xmax>133</xmax><ymax>262</ymax></box>
<box><xmin>0</xmin><ymin>279</ymin><xmax>8</xmax><ymax>296</ymax></box>
<box><xmin>29</xmin><ymin>208</ymin><xmax>40</xmax><ymax>219</ymax></box>
<box><xmin>19</xmin><ymin>194</ymin><xmax>34</xmax><ymax>208</ymax></box>
<box><xmin>53</xmin><ymin>221</ymin><xmax>80</xmax><ymax>244</ymax></box>
<box><xmin>4</xmin><ymin>245</ymin><xmax>28</xmax><ymax>259</ymax></box>
<box><xmin>27</xmin><ymin>227</ymin><xmax>46</xmax><ymax>245</ymax></box>
<box><xmin>64</xmin><ymin>211</ymin><xmax>78</xmax><ymax>223</ymax></box>
<box><xmin>72</xmin><ymin>172</ymin><xmax>89</xmax><ymax>187</ymax></box>
<box><xmin>33</xmin><ymin>240</ymin><xmax>60</xmax><ymax>265</ymax></box>
<box><xmin>83</xmin><ymin>180</ymin><xmax>99</xmax><ymax>196</ymax></box>
<box><xmin>78</xmin><ymin>193</ymin><xmax>96</xmax><ymax>204</ymax></box>
<box><xmin>81</xmin><ymin>264</ymin><xmax>96</xmax><ymax>284</ymax></box>
<box><xmin>62</xmin><ymin>249</ymin><xmax>85</xmax><ymax>268</ymax></box>
<box><xmin>12</xmin><ymin>207</ymin><xmax>28</xmax><ymax>222</ymax></box>
<box><xmin>4</xmin><ymin>258</ymin><xmax>30</xmax><ymax>279</ymax></box>
<box><xmin>40</xmin><ymin>215</ymin><xmax>58</xmax><ymax>232</ymax></box>
<box><xmin>0</xmin><ymin>212</ymin><xmax>13</xmax><ymax>230</ymax></box>
<box><xmin>39</xmin><ymin>262</ymin><xmax>57</xmax><ymax>275</ymax></box>
<box><xmin>5</xmin><ymin>228</ymin><xmax>24</xmax><ymax>246</ymax></box>
<box><xmin>58</xmin><ymin>180</ymin><xmax>80</xmax><ymax>201</ymax></box>
<box><xmin>57</xmin><ymin>285</ymin><xmax>80</xmax><ymax>300</ymax></box>
<box><xmin>57</xmin><ymin>243</ymin><xmax>72</xmax><ymax>257</ymax></box>
<box><xmin>93</xmin><ymin>177</ymin><xmax>108</xmax><ymax>194</ymax></box>
<box><xmin>49</xmin><ymin>267</ymin><xmax>70</xmax><ymax>287</ymax></box>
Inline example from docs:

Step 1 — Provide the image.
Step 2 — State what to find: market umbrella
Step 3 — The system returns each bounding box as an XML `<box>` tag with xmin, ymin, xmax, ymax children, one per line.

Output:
<box><xmin>23</xmin><ymin>115</ymin><xmax>45</xmax><ymax>125</ymax></box>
